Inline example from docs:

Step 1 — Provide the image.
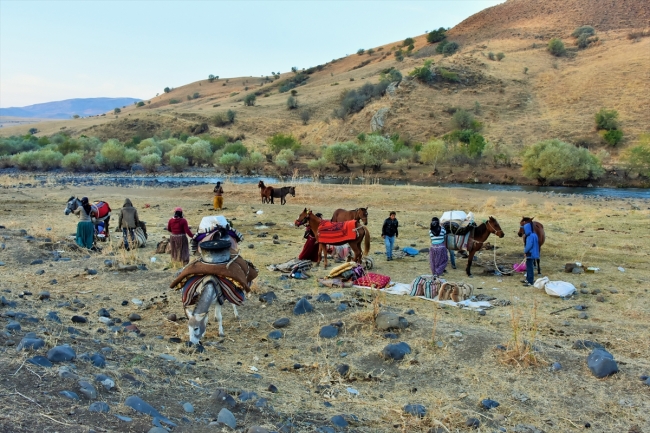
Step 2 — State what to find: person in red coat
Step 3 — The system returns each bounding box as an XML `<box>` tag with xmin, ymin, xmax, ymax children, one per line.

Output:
<box><xmin>167</xmin><ymin>207</ymin><xmax>193</xmax><ymax>265</ymax></box>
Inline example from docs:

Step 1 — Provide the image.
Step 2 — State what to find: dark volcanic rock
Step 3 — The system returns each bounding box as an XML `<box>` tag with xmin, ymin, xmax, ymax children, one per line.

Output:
<box><xmin>71</xmin><ymin>315</ymin><xmax>87</xmax><ymax>324</ymax></box>
<box><xmin>293</xmin><ymin>297</ymin><xmax>314</xmax><ymax>315</ymax></box>
<box><xmin>272</xmin><ymin>318</ymin><xmax>290</xmax><ymax>328</ymax></box>
<box><xmin>47</xmin><ymin>345</ymin><xmax>76</xmax><ymax>362</ymax></box>
<box><xmin>404</xmin><ymin>404</ymin><xmax>427</xmax><ymax>418</ymax></box>
<box><xmin>573</xmin><ymin>340</ymin><xmax>604</xmax><ymax>350</ymax></box>
<box><xmin>381</xmin><ymin>342</ymin><xmax>411</xmax><ymax>361</ymax></box>
<box><xmin>587</xmin><ymin>348</ymin><xmax>618</xmax><ymax>378</ymax></box>
<box><xmin>319</xmin><ymin>325</ymin><xmax>339</xmax><ymax>339</ymax></box>
<box><xmin>268</xmin><ymin>330</ymin><xmax>283</xmax><ymax>340</ymax></box>
<box><xmin>481</xmin><ymin>399</ymin><xmax>500</xmax><ymax>410</ymax></box>
<box><xmin>27</xmin><ymin>355</ymin><xmax>52</xmax><ymax>367</ymax></box>
<box><xmin>316</xmin><ymin>293</ymin><xmax>332</xmax><ymax>302</ymax></box>
<box><xmin>89</xmin><ymin>402</ymin><xmax>110</xmax><ymax>413</ymax></box>
<box><xmin>17</xmin><ymin>337</ymin><xmax>45</xmax><ymax>351</ymax></box>
<box><xmin>91</xmin><ymin>353</ymin><xmax>106</xmax><ymax>368</ymax></box>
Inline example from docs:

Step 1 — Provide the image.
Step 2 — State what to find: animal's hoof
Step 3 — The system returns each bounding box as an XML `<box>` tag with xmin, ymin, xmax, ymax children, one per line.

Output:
<box><xmin>219</xmin><ymin>333</ymin><xmax>225</xmax><ymax>337</ymax></box>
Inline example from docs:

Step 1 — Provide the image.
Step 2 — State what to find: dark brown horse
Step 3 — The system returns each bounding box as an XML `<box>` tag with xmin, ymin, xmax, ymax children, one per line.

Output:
<box><xmin>295</xmin><ymin>208</ymin><xmax>370</xmax><ymax>268</ymax></box>
<box><xmin>518</xmin><ymin>217</ymin><xmax>545</xmax><ymax>275</ymax></box>
<box><xmin>258</xmin><ymin>181</ymin><xmax>273</xmax><ymax>204</ymax></box>
<box><xmin>446</xmin><ymin>216</ymin><xmax>505</xmax><ymax>277</ymax></box>
<box><xmin>331</xmin><ymin>207</ymin><xmax>369</xmax><ymax>225</ymax></box>
<box><xmin>269</xmin><ymin>186</ymin><xmax>296</xmax><ymax>205</ymax></box>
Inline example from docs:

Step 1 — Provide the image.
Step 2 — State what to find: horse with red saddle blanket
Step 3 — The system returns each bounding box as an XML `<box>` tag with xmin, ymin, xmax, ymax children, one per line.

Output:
<box><xmin>64</xmin><ymin>196</ymin><xmax>112</xmax><ymax>242</ymax></box>
<box><xmin>295</xmin><ymin>208</ymin><xmax>370</xmax><ymax>268</ymax></box>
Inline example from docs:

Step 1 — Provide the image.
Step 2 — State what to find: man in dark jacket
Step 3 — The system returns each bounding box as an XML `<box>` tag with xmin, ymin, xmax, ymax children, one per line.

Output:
<box><xmin>381</xmin><ymin>211</ymin><xmax>399</xmax><ymax>261</ymax></box>
<box><xmin>118</xmin><ymin>198</ymin><xmax>140</xmax><ymax>250</ymax></box>
<box><xmin>522</xmin><ymin>222</ymin><xmax>540</xmax><ymax>286</ymax></box>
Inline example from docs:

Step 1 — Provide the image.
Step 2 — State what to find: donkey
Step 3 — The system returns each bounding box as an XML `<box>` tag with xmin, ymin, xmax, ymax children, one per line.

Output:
<box><xmin>185</xmin><ymin>279</ymin><xmax>240</xmax><ymax>344</ymax></box>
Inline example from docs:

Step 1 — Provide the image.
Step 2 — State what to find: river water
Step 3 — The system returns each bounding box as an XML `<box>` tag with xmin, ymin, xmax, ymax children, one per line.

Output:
<box><xmin>41</xmin><ymin>174</ymin><xmax>650</xmax><ymax>200</ymax></box>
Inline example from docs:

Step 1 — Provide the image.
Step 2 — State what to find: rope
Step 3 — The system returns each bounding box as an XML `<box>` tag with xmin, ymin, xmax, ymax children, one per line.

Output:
<box><xmin>490</xmin><ymin>232</ymin><xmax>516</xmax><ymax>276</ymax></box>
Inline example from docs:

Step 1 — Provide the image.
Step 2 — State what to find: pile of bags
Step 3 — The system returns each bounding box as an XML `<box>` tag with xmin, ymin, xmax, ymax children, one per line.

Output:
<box><xmin>440</xmin><ymin>210</ymin><xmax>476</xmax><ymax>236</ymax></box>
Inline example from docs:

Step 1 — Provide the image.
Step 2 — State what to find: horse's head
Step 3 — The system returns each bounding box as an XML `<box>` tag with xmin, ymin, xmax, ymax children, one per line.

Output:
<box><xmin>289</xmin><ymin>186</ymin><xmax>296</xmax><ymax>197</ymax></box>
<box><xmin>185</xmin><ymin>307</ymin><xmax>208</xmax><ymax>345</ymax></box>
<box><xmin>358</xmin><ymin>207</ymin><xmax>369</xmax><ymax>225</ymax></box>
<box><xmin>64</xmin><ymin>196</ymin><xmax>78</xmax><ymax>215</ymax></box>
<box><xmin>487</xmin><ymin>216</ymin><xmax>505</xmax><ymax>238</ymax></box>
<box><xmin>258</xmin><ymin>180</ymin><xmax>265</xmax><ymax>189</ymax></box>
<box><xmin>294</xmin><ymin>208</ymin><xmax>311</xmax><ymax>227</ymax></box>
<box><xmin>518</xmin><ymin>216</ymin><xmax>534</xmax><ymax>237</ymax></box>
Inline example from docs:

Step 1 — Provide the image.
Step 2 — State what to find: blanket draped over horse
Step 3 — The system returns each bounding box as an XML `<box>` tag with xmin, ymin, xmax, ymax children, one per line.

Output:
<box><xmin>169</xmin><ymin>254</ymin><xmax>258</xmax><ymax>296</ymax></box>
<box><xmin>316</xmin><ymin>220</ymin><xmax>359</xmax><ymax>244</ymax></box>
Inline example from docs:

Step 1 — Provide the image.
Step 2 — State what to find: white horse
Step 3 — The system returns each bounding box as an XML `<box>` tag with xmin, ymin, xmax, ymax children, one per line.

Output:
<box><xmin>185</xmin><ymin>279</ymin><xmax>240</xmax><ymax>344</ymax></box>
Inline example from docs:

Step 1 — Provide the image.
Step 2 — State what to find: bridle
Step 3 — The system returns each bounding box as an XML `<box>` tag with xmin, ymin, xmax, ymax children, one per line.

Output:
<box><xmin>294</xmin><ymin>209</ymin><xmax>313</xmax><ymax>227</ymax></box>
<box><xmin>486</xmin><ymin>219</ymin><xmax>504</xmax><ymax>237</ymax></box>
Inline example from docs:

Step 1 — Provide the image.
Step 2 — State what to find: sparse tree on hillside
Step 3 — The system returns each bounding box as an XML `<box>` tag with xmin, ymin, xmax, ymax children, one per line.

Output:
<box><xmin>164</xmin><ymin>87</ymin><xmax>171</xmax><ymax>93</ymax></box>
<box><xmin>299</xmin><ymin>109</ymin><xmax>310</xmax><ymax>125</ymax></box>
<box><xmin>28</xmin><ymin>128</ymin><xmax>38</xmax><ymax>135</ymax></box>
<box><xmin>403</xmin><ymin>37</ymin><xmax>415</xmax><ymax>47</ymax></box>
<box><xmin>357</xmin><ymin>49</ymin><xmax>365</xmax><ymax>55</ymax></box>
<box><xmin>208</xmin><ymin>74</ymin><xmax>216</xmax><ymax>82</ymax></box>
<box><xmin>286</xmin><ymin>96</ymin><xmax>298</xmax><ymax>110</ymax></box>
<box><xmin>547</xmin><ymin>38</ymin><xmax>566</xmax><ymax>56</ymax></box>
<box><xmin>427</xmin><ymin>27</ymin><xmax>447</xmax><ymax>44</ymax></box>
<box><xmin>244</xmin><ymin>93</ymin><xmax>256</xmax><ymax>106</ymax></box>
<box><xmin>497</xmin><ymin>52</ymin><xmax>505</xmax><ymax>61</ymax></box>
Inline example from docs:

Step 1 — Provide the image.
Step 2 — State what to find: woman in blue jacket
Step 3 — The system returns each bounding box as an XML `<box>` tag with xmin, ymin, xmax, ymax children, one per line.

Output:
<box><xmin>522</xmin><ymin>222</ymin><xmax>540</xmax><ymax>286</ymax></box>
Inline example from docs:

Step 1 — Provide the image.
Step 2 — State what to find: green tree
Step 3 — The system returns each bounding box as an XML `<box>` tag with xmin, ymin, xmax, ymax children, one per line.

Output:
<box><xmin>427</xmin><ymin>27</ymin><xmax>447</xmax><ymax>44</ymax></box>
<box><xmin>218</xmin><ymin>152</ymin><xmax>241</xmax><ymax>172</ymax></box>
<box><xmin>169</xmin><ymin>155</ymin><xmax>188</xmax><ymax>172</ymax></box>
<box><xmin>496</xmin><ymin>52</ymin><xmax>505</xmax><ymax>61</ymax></box>
<box><xmin>409</xmin><ymin>60</ymin><xmax>434</xmax><ymax>83</ymax></box>
<box><xmin>522</xmin><ymin>139</ymin><xmax>604</xmax><ymax>183</ymax></box>
<box><xmin>191</xmin><ymin>140</ymin><xmax>213</xmax><ymax>165</ymax></box>
<box><xmin>623</xmin><ymin>134</ymin><xmax>650</xmax><ymax>177</ymax></box>
<box><xmin>223</xmin><ymin>141</ymin><xmax>248</xmax><ymax>156</ymax></box>
<box><xmin>136</xmin><ymin>101</ymin><xmax>145</xmax><ymax>107</ymax></box>
<box><xmin>602</xmin><ymin>129</ymin><xmax>623</xmax><ymax>146</ymax></box>
<box><xmin>547</xmin><ymin>38</ymin><xmax>566</xmax><ymax>56</ymax></box>
<box><xmin>299</xmin><ymin>109</ymin><xmax>310</xmax><ymax>125</ymax></box>
<box><xmin>244</xmin><ymin>93</ymin><xmax>256</xmax><ymax>106</ymax></box>
<box><xmin>226</xmin><ymin>109</ymin><xmax>236</xmax><ymax>123</ymax></box>
<box><xmin>307</xmin><ymin>157</ymin><xmax>328</xmax><ymax>176</ymax></box>
<box><xmin>403</xmin><ymin>37</ymin><xmax>415</xmax><ymax>47</ymax></box>
<box><xmin>140</xmin><ymin>154</ymin><xmax>162</xmax><ymax>172</ymax></box>
<box><xmin>357</xmin><ymin>48</ymin><xmax>365</xmax><ymax>55</ymax></box>
<box><xmin>420</xmin><ymin>139</ymin><xmax>447</xmax><ymax>171</ymax></box>
<box><xmin>239</xmin><ymin>151</ymin><xmax>265</xmax><ymax>174</ymax></box>
<box><xmin>28</xmin><ymin>128</ymin><xmax>38</xmax><ymax>135</ymax></box>
<box><xmin>286</xmin><ymin>96</ymin><xmax>298</xmax><ymax>110</ymax></box>
<box><xmin>323</xmin><ymin>141</ymin><xmax>357</xmax><ymax>171</ymax></box>
<box><xmin>61</xmin><ymin>152</ymin><xmax>84</xmax><ymax>171</ymax></box>
<box><xmin>114</xmin><ymin>108</ymin><xmax>121</xmax><ymax>114</ymax></box>
<box><xmin>208</xmin><ymin>74</ymin><xmax>216</xmax><ymax>82</ymax></box>
<box><xmin>164</xmin><ymin>87</ymin><xmax>171</xmax><ymax>93</ymax></box>
<box><xmin>359</xmin><ymin>135</ymin><xmax>393</xmax><ymax>172</ymax></box>
<box><xmin>572</xmin><ymin>25</ymin><xmax>595</xmax><ymax>38</ymax></box>
<box><xmin>267</xmin><ymin>133</ymin><xmax>300</xmax><ymax>153</ymax></box>
<box><xmin>595</xmin><ymin>108</ymin><xmax>619</xmax><ymax>131</ymax></box>
<box><xmin>452</xmin><ymin>109</ymin><xmax>476</xmax><ymax>130</ymax></box>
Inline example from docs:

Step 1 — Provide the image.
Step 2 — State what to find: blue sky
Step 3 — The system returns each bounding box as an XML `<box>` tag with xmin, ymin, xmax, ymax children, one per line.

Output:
<box><xmin>0</xmin><ymin>0</ymin><xmax>502</xmax><ymax>108</ymax></box>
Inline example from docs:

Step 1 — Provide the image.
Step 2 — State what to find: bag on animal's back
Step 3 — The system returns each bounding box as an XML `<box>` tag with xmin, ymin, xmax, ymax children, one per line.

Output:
<box><xmin>93</xmin><ymin>201</ymin><xmax>111</xmax><ymax>219</ymax></box>
<box><xmin>438</xmin><ymin>282</ymin><xmax>474</xmax><ymax>302</ymax></box>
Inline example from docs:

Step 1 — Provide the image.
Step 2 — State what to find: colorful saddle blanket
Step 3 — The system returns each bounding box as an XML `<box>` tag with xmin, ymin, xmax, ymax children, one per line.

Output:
<box><xmin>410</xmin><ymin>275</ymin><xmax>445</xmax><ymax>299</ymax></box>
<box><xmin>317</xmin><ymin>220</ymin><xmax>358</xmax><ymax>244</ymax></box>
<box><xmin>181</xmin><ymin>274</ymin><xmax>246</xmax><ymax>307</ymax></box>
<box><xmin>92</xmin><ymin>201</ymin><xmax>111</xmax><ymax>220</ymax></box>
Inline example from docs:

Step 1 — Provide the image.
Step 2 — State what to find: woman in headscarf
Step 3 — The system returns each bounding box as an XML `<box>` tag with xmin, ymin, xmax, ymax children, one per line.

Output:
<box><xmin>428</xmin><ymin>216</ymin><xmax>448</xmax><ymax>277</ymax></box>
<box><xmin>74</xmin><ymin>197</ymin><xmax>95</xmax><ymax>249</ymax></box>
<box><xmin>167</xmin><ymin>207</ymin><xmax>193</xmax><ymax>265</ymax></box>
<box><xmin>213</xmin><ymin>181</ymin><xmax>224</xmax><ymax>210</ymax></box>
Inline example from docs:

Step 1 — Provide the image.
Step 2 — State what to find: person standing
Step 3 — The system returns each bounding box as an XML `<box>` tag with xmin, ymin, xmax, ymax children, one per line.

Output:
<box><xmin>74</xmin><ymin>197</ymin><xmax>95</xmax><ymax>249</ymax></box>
<box><xmin>381</xmin><ymin>211</ymin><xmax>399</xmax><ymax>261</ymax></box>
<box><xmin>428</xmin><ymin>217</ymin><xmax>448</xmax><ymax>276</ymax></box>
<box><xmin>522</xmin><ymin>221</ymin><xmax>540</xmax><ymax>286</ymax></box>
<box><xmin>167</xmin><ymin>207</ymin><xmax>193</xmax><ymax>265</ymax></box>
<box><xmin>213</xmin><ymin>181</ymin><xmax>224</xmax><ymax>210</ymax></box>
<box><xmin>118</xmin><ymin>198</ymin><xmax>140</xmax><ymax>250</ymax></box>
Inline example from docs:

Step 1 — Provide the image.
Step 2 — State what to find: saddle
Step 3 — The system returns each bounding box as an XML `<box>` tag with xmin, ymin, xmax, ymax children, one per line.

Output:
<box><xmin>438</xmin><ymin>282</ymin><xmax>474</xmax><ymax>302</ymax></box>
<box><xmin>92</xmin><ymin>201</ymin><xmax>111</xmax><ymax>220</ymax></box>
<box><xmin>170</xmin><ymin>251</ymin><xmax>258</xmax><ymax>293</ymax></box>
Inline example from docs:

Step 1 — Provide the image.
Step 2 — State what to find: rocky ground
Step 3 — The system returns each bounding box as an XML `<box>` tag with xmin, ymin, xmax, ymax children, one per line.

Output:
<box><xmin>0</xmin><ymin>179</ymin><xmax>649</xmax><ymax>433</ymax></box>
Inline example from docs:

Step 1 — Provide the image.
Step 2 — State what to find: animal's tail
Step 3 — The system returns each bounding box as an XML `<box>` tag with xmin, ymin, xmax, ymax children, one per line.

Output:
<box><xmin>363</xmin><ymin>227</ymin><xmax>371</xmax><ymax>256</ymax></box>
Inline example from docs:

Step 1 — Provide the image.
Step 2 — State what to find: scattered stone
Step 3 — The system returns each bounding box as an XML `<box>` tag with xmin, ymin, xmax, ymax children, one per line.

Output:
<box><xmin>30</xmin><ymin>259</ymin><xmax>44</xmax><ymax>265</ymax></box>
<box><xmin>272</xmin><ymin>318</ymin><xmax>290</xmax><ymax>328</ymax></box>
<box><xmin>336</xmin><ymin>364</ymin><xmax>350</xmax><ymax>376</ymax></box>
<box><xmin>47</xmin><ymin>345</ymin><xmax>76</xmax><ymax>362</ymax></box>
<box><xmin>404</xmin><ymin>404</ymin><xmax>427</xmax><ymax>418</ymax></box>
<box><xmin>580</xmin><ymin>289</ymin><xmax>589</xmax><ymax>294</ymax></box>
<box><xmin>384</xmin><ymin>332</ymin><xmax>398</xmax><ymax>339</ymax></box>
<box><xmin>0</xmin><ymin>296</ymin><xmax>17</xmax><ymax>307</ymax></box>
<box><xmin>239</xmin><ymin>391</ymin><xmax>258</xmax><ymax>401</ymax></box>
<box><xmin>115</xmin><ymin>415</ymin><xmax>132</xmax><ymax>422</ymax></box>
<box><xmin>319</xmin><ymin>325</ymin><xmax>339</xmax><ymax>339</ymax></box>
<box><xmin>293</xmin><ymin>297</ymin><xmax>314</xmax><ymax>315</ymax></box>
<box><xmin>167</xmin><ymin>313</ymin><xmax>177</xmax><ymax>322</ymax></box>
<box><xmin>97</xmin><ymin>308</ymin><xmax>110</xmax><ymax>318</ymax></box>
<box><xmin>381</xmin><ymin>342</ymin><xmax>412</xmax><ymax>361</ymax></box>
<box><xmin>405</xmin><ymin>309</ymin><xmax>415</xmax><ymax>315</ymax></box>
<box><xmin>46</xmin><ymin>311</ymin><xmax>61</xmax><ymax>323</ymax></box>
<box><xmin>79</xmin><ymin>381</ymin><xmax>98</xmax><ymax>399</ymax></box>
<box><xmin>259</xmin><ymin>291</ymin><xmax>277</xmax><ymax>304</ymax></box>
<box><xmin>58</xmin><ymin>366</ymin><xmax>79</xmax><ymax>380</ymax></box>
<box><xmin>596</xmin><ymin>296</ymin><xmax>605</xmax><ymax>302</ymax></box>
<box><xmin>587</xmin><ymin>348</ymin><xmax>619</xmax><ymax>378</ymax></box>
<box><xmin>71</xmin><ymin>315</ymin><xmax>87</xmax><ymax>323</ymax></box>
<box><xmin>124</xmin><ymin>395</ymin><xmax>177</xmax><ymax>427</ymax></box>
<box><xmin>337</xmin><ymin>304</ymin><xmax>347</xmax><ymax>312</ymax></box>
<box><xmin>59</xmin><ymin>390</ymin><xmax>80</xmax><ymax>400</ymax></box>
<box><xmin>268</xmin><ymin>384</ymin><xmax>278</xmax><ymax>393</ymax></box>
<box><xmin>6</xmin><ymin>321</ymin><xmax>21</xmax><ymax>332</ymax></box>
<box><xmin>159</xmin><ymin>354</ymin><xmax>176</xmax><ymax>362</ymax></box>
<box><xmin>38</xmin><ymin>291</ymin><xmax>50</xmax><ymax>300</ymax></box>
<box><xmin>466</xmin><ymin>417</ymin><xmax>480</xmax><ymax>428</ymax></box>
<box><xmin>331</xmin><ymin>415</ymin><xmax>348</xmax><ymax>428</ymax></box>
<box><xmin>85</xmin><ymin>269</ymin><xmax>98</xmax><ymax>275</ymax></box>
<box><xmin>128</xmin><ymin>313</ymin><xmax>141</xmax><ymax>321</ymax></box>
<box><xmin>182</xmin><ymin>402</ymin><xmax>194</xmax><ymax>413</ymax></box>
<box><xmin>217</xmin><ymin>408</ymin><xmax>237</xmax><ymax>429</ymax></box>
<box><xmin>49</xmin><ymin>279</ymin><xmax>58</xmax><ymax>285</ymax></box>
<box><xmin>35</xmin><ymin>269</ymin><xmax>45</xmax><ymax>275</ymax></box>
<box><xmin>148</xmin><ymin>429</ymin><xmax>167</xmax><ymax>433</ymax></box>
<box><xmin>248</xmin><ymin>426</ymin><xmax>270</xmax><ymax>433</ymax></box>
<box><xmin>580</xmin><ymin>282</ymin><xmax>588</xmax><ymax>288</ymax></box>
<box><xmin>268</xmin><ymin>330</ymin><xmax>283</xmax><ymax>340</ymax></box>
<box><xmin>609</xmin><ymin>289</ymin><xmax>619</xmax><ymax>294</ymax></box>
<box><xmin>481</xmin><ymin>399</ymin><xmax>500</xmax><ymax>410</ymax></box>
<box><xmin>89</xmin><ymin>402</ymin><xmax>110</xmax><ymax>413</ymax></box>
<box><xmin>131</xmin><ymin>298</ymin><xmax>143</xmax><ymax>306</ymax></box>
<box><xmin>579</xmin><ymin>312</ymin><xmax>588</xmax><ymax>320</ymax></box>
<box><xmin>121</xmin><ymin>300</ymin><xmax>128</xmax><ymax>306</ymax></box>
<box><xmin>168</xmin><ymin>337</ymin><xmax>182</xmax><ymax>344</ymax></box>
<box><xmin>212</xmin><ymin>389</ymin><xmax>237</xmax><ymax>408</ymax></box>
<box><xmin>375</xmin><ymin>312</ymin><xmax>408</xmax><ymax>330</ymax></box>
<box><xmin>95</xmin><ymin>374</ymin><xmax>116</xmax><ymax>390</ymax></box>
<box><xmin>551</xmin><ymin>362</ymin><xmax>562</xmax><ymax>371</ymax></box>
<box><xmin>316</xmin><ymin>293</ymin><xmax>332</xmax><ymax>302</ymax></box>
<box><xmin>27</xmin><ymin>355</ymin><xmax>52</xmax><ymax>367</ymax></box>
<box><xmin>91</xmin><ymin>353</ymin><xmax>106</xmax><ymax>368</ymax></box>
<box><xmin>248</xmin><ymin>244</ymin><xmax>254</xmax><ymax>249</ymax></box>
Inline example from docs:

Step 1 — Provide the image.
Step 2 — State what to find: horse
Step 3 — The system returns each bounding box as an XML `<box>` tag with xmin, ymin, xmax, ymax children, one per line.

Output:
<box><xmin>270</xmin><ymin>186</ymin><xmax>296</xmax><ymax>205</ymax></box>
<box><xmin>446</xmin><ymin>216</ymin><xmax>505</xmax><ymax>277</ymax></box>
<box><xmin>295</xmin><ymin>208</ymin><xmax>370</xmax><ymax>268</ymax></box>
<box><xmin>64</xmin><ymin>196</ymin><xmax>111</xmax><ymax>242</ymax></box>
<box><xmin>517</xmin><ymin>217</ymin><xmax>545</xmax><ymax>275</ymax></box>
<box><xmin>258</xmin><ymin>180</ymin><xmax>273</xmax><ymax>204</ymax></box>
<box><xmin>331</xmin><ymin>207</ymin><xmax>369</xmax><ymax>225</ymax></box>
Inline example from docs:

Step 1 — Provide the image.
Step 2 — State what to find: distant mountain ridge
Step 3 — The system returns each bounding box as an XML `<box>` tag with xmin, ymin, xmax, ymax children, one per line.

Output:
<box><xmin>0</xmin><ymin>97</ymin><xmax>141</xmax><ymax>119</ymax></box>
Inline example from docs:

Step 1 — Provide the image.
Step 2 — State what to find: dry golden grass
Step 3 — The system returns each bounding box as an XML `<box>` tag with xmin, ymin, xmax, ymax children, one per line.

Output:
<box><xmin>0</xmin><ymin>176</ymin><xmax>648</xmax><ymax>432</ymax></box>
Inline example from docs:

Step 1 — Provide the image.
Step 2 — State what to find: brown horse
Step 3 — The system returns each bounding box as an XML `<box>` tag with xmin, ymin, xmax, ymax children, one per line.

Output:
<box><xmin>331</xmin><ymin>207</ymin><xmax>369</xmax><ymax>225</ymax></box>
<box><xmin>518</xmin><ymin>217</ymin><xmax>545</xmax><ymax>275</ymax></box>
<box><xmin>295</xmin><ymin>208</ymin><xmax>370</xmax><ymax>268</ymax></box>
<box><xmin>258</xmin><ymin>181</ymin><xmax>273</xmax><ymax>204</ymax></box>
<box><xmin>446</xmin><ymin>216</ymin><xmax>505</xmax><ymax>277</ymax></box>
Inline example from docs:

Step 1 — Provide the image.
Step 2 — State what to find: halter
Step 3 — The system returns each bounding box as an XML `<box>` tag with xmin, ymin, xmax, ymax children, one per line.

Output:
<box><xmin>294</xmin><ymin>209</ymin><xmax>314</xmax><ymax>227</ymax></box>
<box><xmin>485</xmin><ymin>219</ymin><xmax>503</xmax><ymax>237</ymax></box>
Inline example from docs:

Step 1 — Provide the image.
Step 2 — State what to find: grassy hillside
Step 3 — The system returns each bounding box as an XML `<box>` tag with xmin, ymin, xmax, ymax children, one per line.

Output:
<box><xmin>1</xmin><ymin>0</ymin><xmax>649</xmax><ymax>185</ymax></box>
